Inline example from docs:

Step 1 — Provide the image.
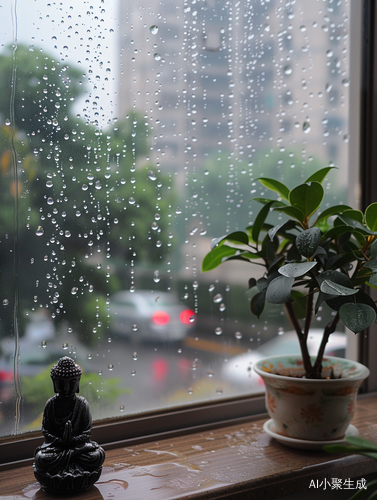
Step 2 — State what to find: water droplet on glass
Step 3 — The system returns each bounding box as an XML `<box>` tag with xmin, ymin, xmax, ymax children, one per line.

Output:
<box><xmin>342</xmin><ymin>78</ymin><xmax>350</xmax><ymax>87</ymax></box>
<box><xmin>235</xmin><ymin>331</ymin><xmax>242</xmax><ymax>340</ymax></box>
<box><xmin>190</xmin><ymin>315</ymin><xmax>196</xmax><ymax>323</ymax></box>
<box><xmin>278</xmin><ymin>327</ymin><xmax>285</xmax><ymax>336</ymax></box>
<box><xmin>213</xmin><ymin>293</ymin><xmax>223</xmax><ymax>303</ymax></box>
<box><xmin>303</xmin><ymin>121</ymin><xmax>311</xmax><ymax>133</ymax></box>
<box><xmin>87</xmin><ymin>353</ymin><xmax>92</xmax><ymax>359</ymax></box>
<box><xmin>62</xmin><ymin>342</ymin><xmax>69</xmax><ymax>350</ymax></box>
<box><xmin>284</xmin><ymin>65</ymin><xmax>292</xmax><ymax>75</ymax></box>
<box><xmin>46</xmin><ymin>180</ymin><xmax>53</xmax><ymax>188</ymax></box>
<box><xmin>130</xmin><ymin>286</ymin><xmax>136</xmax><ymax>293</ymax></box>
<box><xmin>131</xmin><ymin>370</ymin><xmax>136</xmax><ymax>376</ymax></box>
<box><xmin>326</xmin><ymin>82</ymin><xmax>332</xmax><ymax>92</ymax></box>
<box><xmin>120</xmin><ymin>404</ymin><xmax>125</xmax><ymax>412</ymax></box>
<box><xmin>71</xmin><ymin>287</ymin><xmax>78</xmax><ymax>295</ymax></box>
<box><xmin>82</xmin><ymin>184</ymin><xmax>88</xmax><ymax>191</ymax></box>
<box><xmin>153</xmin><ymin>270</ymin><xmax>160</xmax><ymax>283</ymax></box>
<box><xmin>36</xmin><ymin>226</ymin><xmax>44</xmax><ymax>236</ymax></box>
<box><xmin>154</xmin><ymin>53</ymin><xmax>161</xmax><ymax>61</ymax></box>
<box><xmin>148</xmin><ymin>170</ymin><xmax>157</xmax><ymax>181</ymax></box>
<box><xmin>65</xmin><ymin>230</ymin><xmax>71</xmax><ymax>238</ymax></box>
<box><xmin>129</xmin><ymin>197</ymin><xmax>135</xmax><ymax>205</ymax></box>
<box><xmin>40</xmin><ymin>340</ymin><xmax>47</xmax><ymax>349</ymax></box>
<box><xmin>133</xmin><ymin>352</ymin><xmax>138</xmax><ymax>360</ymax></box>
<box><xmin>150</xmin><ymin>25</ymin><xmax>158</xmax><ymax>34</ymax></box>
<box><xmin>219</xmin><ymin>303</ymin><xmax>226</xmax><ymax>312</ymax></box>
<box><xmin>108</xmin><ymin>364</ymin><xmax>114</xmax><ymax>371</ymax></box>
<box><xmin>215</xmin><ymin>327</ymin><xmax>223</xmax><ymax>336</ymax></box>
<box><xmin>132</xmin><ymin>323</ymin><xmax>138</xmax><ymax>331</ymax></box>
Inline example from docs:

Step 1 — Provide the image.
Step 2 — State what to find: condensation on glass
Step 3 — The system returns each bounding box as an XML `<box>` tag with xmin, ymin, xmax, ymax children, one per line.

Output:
<box><xmin>0</xmin><ymin>0</ymin><xmax>350</xmax><ymax>436</ymax></box>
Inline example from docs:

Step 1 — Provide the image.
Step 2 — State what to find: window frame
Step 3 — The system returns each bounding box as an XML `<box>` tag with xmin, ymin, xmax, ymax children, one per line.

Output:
<box><xmin>1</xmin><ymin>0</ymin><xmax>377</xmax><ymax>467</ymax></box>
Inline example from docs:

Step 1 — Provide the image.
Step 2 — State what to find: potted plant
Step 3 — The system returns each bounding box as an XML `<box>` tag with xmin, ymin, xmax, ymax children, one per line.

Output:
<box><xmin>202</xmin><ymin>167</ymin><xmax>376</xmax><ymax>443</ymax></box>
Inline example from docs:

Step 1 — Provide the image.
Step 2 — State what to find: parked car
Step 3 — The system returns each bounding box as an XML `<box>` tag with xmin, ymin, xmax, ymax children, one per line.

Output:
<box><xmin>222</xmin><ymin>329</ymin><xmax>346</xmax><ymax>393</ymax></box>
<box><xmin>109</xmin><ymin>290</ymin><xmax>196</xmax><ymax>342</ymax></box>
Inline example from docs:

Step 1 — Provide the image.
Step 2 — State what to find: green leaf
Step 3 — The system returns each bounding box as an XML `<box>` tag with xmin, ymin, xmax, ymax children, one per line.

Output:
<box><xmin>339</xmin><ymin>303</ymin><xmax>377</xmax><ymax>333</ymax></box>
<box><xmin>266</xmin><ymin>276</ymin><xmax>294</xmax><ymax>304</ymax></box>
<box><xmin>223</xmin><ymin>231</ymin><xmax>250</xmax><ymax>246</ymax></box>
<box><xmin>248</xmin><ymin>278</ymin><xmax>257</xmax><ymax>289</ymax></box>
<box><xmin>296</xmin><ymin>227</ymin><xmax>322</xmax><ymax>258</ymax></box>
<box><xmin>365</xmin><ymin>203</ymin><xmax>377</xmax><ymax>231</ymax></box>
<box><xmin>272</xmin><ymin>205</ymin><xmax>305</xmax><ymax>223</ymax></box>
<box><xmin>370</xmin><ymin>238</ymin><xmax>377</xmax><ymax>257</ymax></box>
<box><xmin>342</xmin><ymin>209</ymin><xmax>364</xmax><ymax>223</ymax></box>
<box><xmin>368</xmin><ymin>273</ymin><xmax>377</xmax><ymax>287</ymax></box>
<box><xmin>250</xmin><ymin>291</ymin><xmax>266</xmax><ymax>318</ymax></box>
<box><xmin>365</xmin><ymin>257</ymin><xmax>377</xmax><ymax>270</ymax></box>
<box><xmin>323</xmin><ymin>224</ymin><xmax>366</xmax><ymax>242</ymax></box>
<box><xmin>256</xmin><ymin>277</ymin><xmax>269</xmax><ymax>293</ymax></box>
<box><xmin>346</xmin><ymin>436</ymin><xmax>377</xmax><ymax>450</ymax></box>
<box><xmin>255</xmin><ymin>177</ymin><xmax>290</xmax><ymax>200</ymax></box>
<box><xmin>252</xmin><ymin>200</ymin><xmax>277</xmax><ymax>243</ymax></box>
<box><xmin>337</xmin><ymin>214</ymin><xmax>377</xmax><ymax>236</ymax></box>
<box><xmin>326</xmin><ymin>288</ymin><xmax>376</xmax><ymax>313</ymax></box>
<box><xmin>289</xmin><ymin>182</ymin><xmax>324</xmax><ymax>221</ymax></box>
<box><xmin>317</xmin><ymin>270</ymin><xmax>354</xmax><ymax>289</ymax></box>
<box><xmin>268</xmin><ymin>220</ymin><xmax>297</xmax><ymax>241</ymax></box>
<box><xmin>279</xmin><ymin>261</ymin><xmax>317</xmax><ymax>278</ymax></box>
<box><xmin>305</xmin><ymin>166</ymin><xmax>337</xmax><ymax>184</ymax></box>
<box><xmin>202</xmin><ymin>245</ymin><xmax>241</xmax><ymax>272</ymax></box>
<box><xmin>210</xmin><ymin>231</ymin><xmax>249</xmax><ymax>249</ymax></box>
<box><xmin>320</xmin><ymin>280</ymin><xmax>359</xmax><ymax>297</ymax></box>
<box><xmin>314</xmin><ymin>204</ymin><xmax>352</xmax><ymax>224</ymax></box>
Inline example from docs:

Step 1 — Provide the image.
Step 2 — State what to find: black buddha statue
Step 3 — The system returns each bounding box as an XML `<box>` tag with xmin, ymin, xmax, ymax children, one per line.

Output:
<box><xmin>33</xmin><ymin>356</ymin><xmax>105</xmax><ymax>493</ymax></box>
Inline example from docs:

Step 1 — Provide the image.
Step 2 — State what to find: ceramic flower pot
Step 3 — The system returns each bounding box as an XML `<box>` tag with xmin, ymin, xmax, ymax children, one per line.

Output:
<box><xmin>254</xmin><ymin>355</ymin><xmax>369</xmax><ymax>442</ymax></box>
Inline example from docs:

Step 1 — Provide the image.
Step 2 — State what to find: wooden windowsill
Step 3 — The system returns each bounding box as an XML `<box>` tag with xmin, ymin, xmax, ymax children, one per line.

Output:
<box><xmin>1</xmin><ymin>395</ymin><xmax>377</xmax><ymax>500</ymax></box>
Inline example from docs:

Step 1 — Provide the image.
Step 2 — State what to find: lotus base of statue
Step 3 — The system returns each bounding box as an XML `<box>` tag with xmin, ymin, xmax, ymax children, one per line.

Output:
<box><xmin>34</xmin><ymin>466</ymin><xmax>103</xmax><ymax>493</ymax></box>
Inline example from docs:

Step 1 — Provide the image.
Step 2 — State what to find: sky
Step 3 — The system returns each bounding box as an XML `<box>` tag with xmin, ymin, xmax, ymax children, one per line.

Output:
<box><xmin>0</xmin><ymin>0</ymin><xmax>120</xmax><ymax>127</ymax></box>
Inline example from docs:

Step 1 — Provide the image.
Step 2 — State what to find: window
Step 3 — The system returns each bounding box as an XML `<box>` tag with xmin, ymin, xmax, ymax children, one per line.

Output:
<box><xmin>1</xmin><ymin>0</ymin><xmax>372</xmax><ymax>454</ymax></box>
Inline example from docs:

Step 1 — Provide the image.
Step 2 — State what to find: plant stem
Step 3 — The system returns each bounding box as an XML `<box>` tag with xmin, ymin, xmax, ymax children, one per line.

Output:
<box><xmin>313</xmin><ymin>312</ymin><xmax>340</xmax><ymax>376</ymax></box>
<box><xmin>285</xmin><ymin>302</ymin><xmax>313</xmax><ymax>376</ymax></box>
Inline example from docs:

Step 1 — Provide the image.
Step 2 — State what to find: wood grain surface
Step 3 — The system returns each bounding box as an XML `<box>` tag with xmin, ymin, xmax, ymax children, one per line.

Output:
<box><xmin>1</xmin><ymin>395</ymin><xmax>377</xmax><ymax>500</ymax></box>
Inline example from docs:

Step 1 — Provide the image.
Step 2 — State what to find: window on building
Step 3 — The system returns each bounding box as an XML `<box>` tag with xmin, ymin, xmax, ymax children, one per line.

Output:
<box><xmin>0</xmin><ymin>0</ymin><xmax>354</xmax><ymax>439</ymax></box>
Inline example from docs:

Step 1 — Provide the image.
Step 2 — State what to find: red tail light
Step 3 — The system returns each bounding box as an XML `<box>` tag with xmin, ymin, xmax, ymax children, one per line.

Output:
<box><xmin>180</xmin><ymin>309</ymin><xmax>196</xmax><ymax>325</ymax></box>
<box><xmin>152</xmin><ymin>310</ymin><xmax>170</xmax><ymax>325</ymax></box>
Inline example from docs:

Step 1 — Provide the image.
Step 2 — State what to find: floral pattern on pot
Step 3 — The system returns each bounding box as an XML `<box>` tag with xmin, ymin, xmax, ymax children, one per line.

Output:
<box><xmin>254</xmin><ymin>355</ymin><xmax>369</xmax><ymax>441</ymax></box>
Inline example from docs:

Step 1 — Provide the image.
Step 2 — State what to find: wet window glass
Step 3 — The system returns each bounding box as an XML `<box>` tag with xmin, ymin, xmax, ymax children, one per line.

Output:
<box><xmin>0</xmin><ymin>0</ymin><xmax>351</xmax><ymax>436</ymax></box>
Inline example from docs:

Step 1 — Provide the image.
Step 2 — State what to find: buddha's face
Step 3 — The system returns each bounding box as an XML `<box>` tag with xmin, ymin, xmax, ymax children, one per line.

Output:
<box><xmin>53</xmin><ymin>377</ymin><xmax>80</xmax><ymax>398</ymax></box>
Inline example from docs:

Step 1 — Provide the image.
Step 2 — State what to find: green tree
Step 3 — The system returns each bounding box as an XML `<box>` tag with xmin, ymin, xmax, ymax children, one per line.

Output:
<box><xmin>0</xmin><ymin>44</ymin><xmax>173</xmax><ymax>344</ymax></box>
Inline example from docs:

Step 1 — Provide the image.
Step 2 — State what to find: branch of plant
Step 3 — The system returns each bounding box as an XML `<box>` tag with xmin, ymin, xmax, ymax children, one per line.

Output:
<box><xmin>313</xmin><ymin>312</ymin><xmax>340</xmax><ymax>375</ymax></box>
<box><xmin>285</xmin><ymin>301</ymin><xmax>314</xmax><ymax>375</ymax></box>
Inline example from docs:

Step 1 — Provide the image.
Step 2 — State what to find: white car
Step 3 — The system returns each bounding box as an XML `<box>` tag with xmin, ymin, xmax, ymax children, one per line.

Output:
<box><xmin>222</xmin><ymin>329</ymin><xmax>346</xmax><ymax>393</ymax></box>
<box><xmin>109</xmin><ymin>290</ymin><xmax>196</xmax><ymax>342</ymax></box>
